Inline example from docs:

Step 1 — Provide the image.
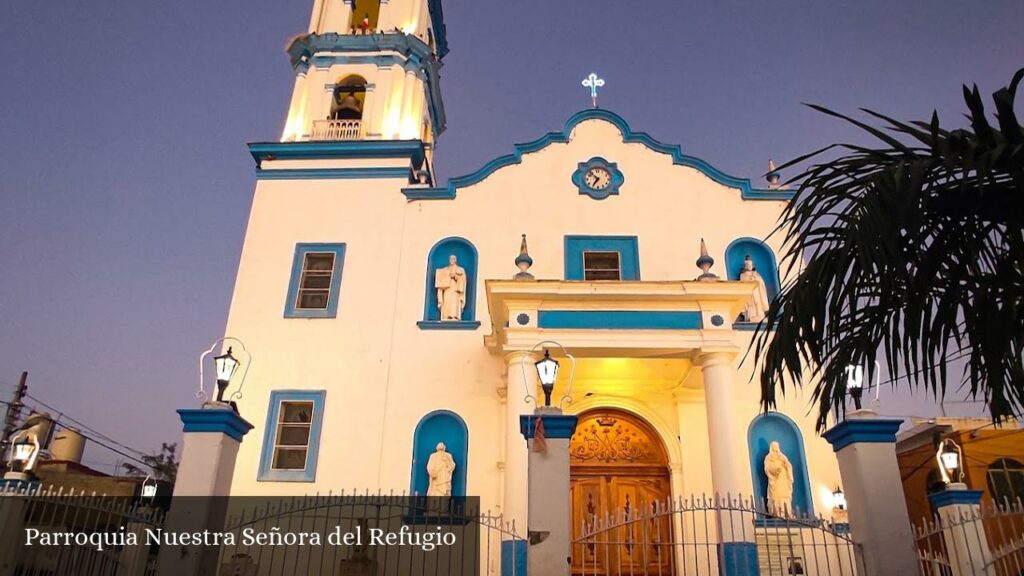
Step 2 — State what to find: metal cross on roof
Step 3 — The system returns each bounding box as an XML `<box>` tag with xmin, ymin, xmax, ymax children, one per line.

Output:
<box><xmin>581</xmin><ymin>73</ymin><xmax>605</xmax><ymax>108</ymax></box>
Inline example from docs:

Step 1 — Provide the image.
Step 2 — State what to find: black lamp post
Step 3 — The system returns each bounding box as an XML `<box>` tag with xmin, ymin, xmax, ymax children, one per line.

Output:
<box><xmin>534</xmin><ymin>350</ymin><xmax>560</xmax><ymax>407</ymax></box>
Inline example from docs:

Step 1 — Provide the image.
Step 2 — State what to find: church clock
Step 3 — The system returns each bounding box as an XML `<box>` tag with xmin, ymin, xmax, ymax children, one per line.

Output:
<box><xmin>572</xmin><ymin>157</ymin><xmax>624</xmax><ymax>200</ymax></box>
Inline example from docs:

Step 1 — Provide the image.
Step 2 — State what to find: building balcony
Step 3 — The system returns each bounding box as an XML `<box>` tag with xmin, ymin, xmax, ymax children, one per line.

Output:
<box><xmin>311</xmin><ymin>119</ymin><xmax>362</xmax><ymax>141</ymax></box>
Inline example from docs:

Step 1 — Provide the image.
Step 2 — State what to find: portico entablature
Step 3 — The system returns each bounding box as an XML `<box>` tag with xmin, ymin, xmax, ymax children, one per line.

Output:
<box><xmin>483</xmin><ymin>279</ymin><xmax>759</xmax><ymax>360</ymax></box>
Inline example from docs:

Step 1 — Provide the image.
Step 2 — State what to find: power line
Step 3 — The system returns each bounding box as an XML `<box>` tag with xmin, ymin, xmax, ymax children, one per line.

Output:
<box><xmin>25</xmin><ymin>393</ymin><xmax>149</xmax><ymax>459</ymax></box>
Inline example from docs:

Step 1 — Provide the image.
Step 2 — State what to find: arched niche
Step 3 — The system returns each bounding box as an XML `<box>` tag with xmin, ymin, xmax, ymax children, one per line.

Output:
<box><xmin>725</xmin><ymin>237</ymin><xmax>780</xmax><ymax>301</ymax></box>
<box><xmin>747</xmin><ymin>412</ymin><xmax>814</xmax><ymax>515</ymax></box>
<box><xmin>330</xmin><ymin>75</ymin><xmax>367</xmax><ymax>121</ymax></box>
<box><xmin>421</xmin><ymin>237</ymin><xmax>478</xmax><ymax>324</ymax></box>
<box><xmin>410</xmin><ymin>410</ymin><xmax>468</xmax><ymax>497</ymax></box>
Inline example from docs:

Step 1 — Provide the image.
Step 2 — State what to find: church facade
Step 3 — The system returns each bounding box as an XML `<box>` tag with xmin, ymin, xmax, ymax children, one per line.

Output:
<box><xmin>222</xmin><ymin>0</ymin><xmax>844</xmax><ymax>560</ymax></box>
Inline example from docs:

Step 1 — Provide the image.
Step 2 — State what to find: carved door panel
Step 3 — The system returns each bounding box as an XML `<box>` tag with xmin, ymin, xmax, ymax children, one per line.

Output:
<box><xmin>609</xmin><ymin>477</ymin><xmax>673</xmax><ymax>575</ymax></box>
<box><xmin>570</xmin><ymin>477</ymin><xmax>608</xmax><ymax>574</ymax></box>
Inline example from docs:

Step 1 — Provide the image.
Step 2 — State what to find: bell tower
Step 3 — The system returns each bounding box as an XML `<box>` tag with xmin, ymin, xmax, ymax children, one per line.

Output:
<box><xmin>277</xmin><ymin>0</ymin><xmax>448</xmax><ymax>177</ymax></box>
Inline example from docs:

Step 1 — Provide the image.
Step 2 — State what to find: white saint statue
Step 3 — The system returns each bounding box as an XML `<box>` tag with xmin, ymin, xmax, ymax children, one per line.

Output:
<box><xmin>739</xmin><ymin>255</ymin><xmax>770</xmax><ymax>322</ymax></box>
<box><xmin>434</xmin><ymin>255</ymin><xmax>467</xmax><ymax>321</ymax></box>
<box><xmin>426</xmin><ymin>442</ymin><xmax>456</xmax><ymax>497</ymax></box>
<box><xmin>764</xmin><ymin>441</ymin><xmax>795</xmax><ymax>516</ymax></box>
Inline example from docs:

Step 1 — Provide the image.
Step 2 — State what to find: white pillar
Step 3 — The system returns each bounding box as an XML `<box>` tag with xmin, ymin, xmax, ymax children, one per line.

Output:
<box><xmin>155</xmin><ymin>404</ymin><xmax>253</xmax><ymax>576</ymax></box>
<box><xmin>929</xmin><ymin>484</ymin><xmax>992</xmax><ymax>576</ymax></box>
<box><xmin>281</xmin><ymin>65</ymin><xmax>310</xmax><ymax>142</ymax></box>
<box><xmin>823</xmin><ymin>413</ymin><xmax>918</xmax><ymax>576</ymax></box>
<box><xmin>522</xmin><ymin>413</ymin><xmax>578</xmax><ymax>576</ymax></box>
<box><xmin>503</xmin><ymin>352</ymin><xmax>535</xmax><ymax>573</ymax></box>
<box><xmin>699</xmin><ymin>352</ymin><xmax>758</xmax><ymax>575</ymax></box>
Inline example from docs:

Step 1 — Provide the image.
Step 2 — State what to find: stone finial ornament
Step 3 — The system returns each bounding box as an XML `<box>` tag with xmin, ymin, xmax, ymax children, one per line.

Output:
<box><xmin>514</xmin><ymin>234</ymin><xmax>535</xmax><ymax>280</ymax></box>
<box><xmin>695</xmin><ymin>238</ymin><xmax>719</xmax><ymax>281</ymax></box>
<box><xmin>766</xmin><ymin>159</ymin><xmax>781</xmax><ymax>189</ymax></box>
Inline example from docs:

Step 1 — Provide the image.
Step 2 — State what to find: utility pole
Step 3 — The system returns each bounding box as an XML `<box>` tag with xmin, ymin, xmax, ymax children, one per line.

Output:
<box><xmin>1</xmin><ymin>372</ymin><xmax>28</xmax><ymax>455</ymax></box>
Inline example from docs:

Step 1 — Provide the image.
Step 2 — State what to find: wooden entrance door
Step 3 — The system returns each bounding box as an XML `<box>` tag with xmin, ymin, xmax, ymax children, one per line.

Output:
<box><xmin>569</xmin><ymin>410</ymin><xmax>673</xmax><ymax>575</ymax></box>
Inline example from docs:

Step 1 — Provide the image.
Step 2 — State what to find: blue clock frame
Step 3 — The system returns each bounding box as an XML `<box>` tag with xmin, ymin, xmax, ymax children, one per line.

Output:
<box><xmin>572</xmin><ymin>157</ymin><xmax>624</xmax><ymax>200</ymax></box>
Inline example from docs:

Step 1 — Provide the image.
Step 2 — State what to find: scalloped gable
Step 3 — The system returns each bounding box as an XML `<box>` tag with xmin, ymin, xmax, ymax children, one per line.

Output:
<box><xmin>403</xmin><ymin>109</ymin><xmax>794</xmax><ymax>201</ymax></box>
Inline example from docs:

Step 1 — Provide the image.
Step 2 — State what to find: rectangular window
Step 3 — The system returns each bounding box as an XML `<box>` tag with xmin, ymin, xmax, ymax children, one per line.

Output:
<box><xmin>259</xmin><ymin>390</ymin><xmax>326</xmax><ymax>482</ymax></box>
<box><xmin>582</xmin><ymin>251</ymin><xmax>621</xmax><ymax>280</ymax></box>
<box><xmin>284</xmin><ymin>244</ymin><xmax>346</xmax><ymax>318</ymax></box>
<box><xmin>564</xmin><ymin>236</ymin><xmax>640</xmax><ymax>281</ymax></box>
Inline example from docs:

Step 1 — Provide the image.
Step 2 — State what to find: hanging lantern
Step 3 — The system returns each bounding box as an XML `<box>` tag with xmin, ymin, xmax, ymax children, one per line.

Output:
<box><xmin>832</xmin><ymin>486</ymin><xmax>846</xmax><ymax>510</ymax></box>
<box><xmin>534</xmin><ymin>350</ymin><xmax>560</xmax><ymax>407</ymax></box>
<box><xmin>936</xmin><ymin>438</ymin><xmax>963</xmax><ymax>484</ymax></box>
<box><xmin>213</xmin><ymin>347</ymin><xmax>241</xmax><ymax>402</ymax></box>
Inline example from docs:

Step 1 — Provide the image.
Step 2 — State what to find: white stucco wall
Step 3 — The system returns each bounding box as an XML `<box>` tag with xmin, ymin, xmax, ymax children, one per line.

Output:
<box><xmin>223</xmin><ymin>114</ymin><xmax>842</xmax><ymax>521</ymax></box>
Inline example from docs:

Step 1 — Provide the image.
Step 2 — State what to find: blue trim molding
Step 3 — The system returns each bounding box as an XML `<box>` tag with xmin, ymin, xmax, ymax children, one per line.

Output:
<box><xmin>258</xmin><ymin>390</ymin><xmax>326</xmax><ymax>482</ymax></box>
<box><xmin>410</xmin><ymin>410</ymin><xmax>469</xmax><ymax>497</ymax></box>
<box><xmin>400</xmin><ymin>109</ymin><xmax>794</xmax><ymax>201</ymax></box>
<box><xmin>284</xmin><ymin>33</ymin><xmax>446</xmax><ymax>135</ymax></box>
<box><xmin>416</xmin><ymin>320</ymin><xmax>480</xmax><ymax>330</ymax></box>
<box><xmin>501</xmin><ymin>540</ymin><xmax>527</xmax><ymax>576</ymax></box>
<box><xmin>822</xmin><ymin>419</ymin><xmax>903</xmax><ymax>452</ymax></box>
<box><xmin>564</xmin><ymin>235</ymin><xmax>640</xmax><ymax>280</ymax></box>
<box><xmin>249</xmin><ymin>140</ymin><xmax>426</xmax><ymax>167</ymax></box>
<box><xmin>178</xmin><ymin>408</ymin><xmax>254</xmax><ymax>443</ymax></box>
<box><xmin>719</xmin><ymin>542</ymin><xmax>760</xmax><ymax>575</ymax></box>
<box><xmin>571</xmin><ymin>157</ymin><xmax>624</xmax><ymax>200</ymax></box>
<box><xmin>284</xmin><ymin>243</ymin><xmax>347</xmax><ymax>319</ymax></box>
<box><xmin>538</xmin><ymin>310</ymin><xmax>702</xmax><ymax>330</ymax></box>
<box><xmin>256</xmin><ymin>167</ymin><xmax>410</xmax><ymax>180</ymax></box>
<box><xmin>929</xmin><ymin>488</ymin><xmax>984</xmax><ymax>508</ymax></box>
<box><xmin>520</xmin><ymin>414</ymin><xmax>579</xmax><ymax>440</ymax></box>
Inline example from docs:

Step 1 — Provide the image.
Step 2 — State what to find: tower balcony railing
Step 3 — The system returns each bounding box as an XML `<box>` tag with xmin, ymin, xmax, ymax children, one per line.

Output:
<box><xmin>311</xmin><ymin>119</ymin><xmax>362</xmax><ymax>141</ymax></box>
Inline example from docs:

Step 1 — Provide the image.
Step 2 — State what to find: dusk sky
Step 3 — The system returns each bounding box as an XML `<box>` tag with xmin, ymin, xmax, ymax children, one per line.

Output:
<box><xmin>1</xmin><ymin>0</ymin><xmax>1021</xmax><ymax>473</ymax></box>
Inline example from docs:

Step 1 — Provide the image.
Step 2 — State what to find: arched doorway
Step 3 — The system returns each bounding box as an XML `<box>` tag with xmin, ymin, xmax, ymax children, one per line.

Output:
<box><xmin>570</xmin><ymin>409</ymin><xmax>673</xmax><ymax>575</ymax></box>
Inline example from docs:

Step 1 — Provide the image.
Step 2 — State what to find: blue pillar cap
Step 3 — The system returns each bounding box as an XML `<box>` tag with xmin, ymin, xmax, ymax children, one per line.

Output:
<box><xmin>928</xmin><ymin>488</ymin><xmax>984</xmax><ymax>508</ymax></box>
<box><xmin>520</xmin><ymin>414</ymin><xmax>578</xmax><ymax>440</ymax></box>
<box><xmin>822</xmin><ymin>418</ymin><xmax>903</xmax><ymax>452</ymax></box>
<box><xmin>178</xmin><ymin>407</ymin><xmax>254</xmax><ymax>442</ymax></box>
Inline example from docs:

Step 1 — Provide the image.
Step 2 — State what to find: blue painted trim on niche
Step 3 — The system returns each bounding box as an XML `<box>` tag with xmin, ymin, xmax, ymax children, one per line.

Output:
<box><xmin>248</xmin><ymin>140</ymin><xmax>426</xmax><ymax>167</ymax></box>
<box><xmin>732</xmin><ymin>322</ymin><xmax>775</xmax><ymax>332</ymax></box>
<box><xmin>571</xmin><ymin>157</ymin><xmax>625</xmax><ymax>200</ymax></box>
<box><xmin>725</xmin><ymin>237</ymin><xmax>781</xmax><ymax>301</ymax></box>
<box><xmin>256</xmin><ymin>167</ymin><xmax>411</xmax><ymax>180</ymax></box>
<box><xmin>501</xmin><ymin>540</ymin><xmax>527</xmax><ymax>576</ymax></box>
<box><xmin>416</xmin><ymin>320</ymin><xmax>481</xmax><ymax>330</ymax></box>
<box><xmin>719</xmin><ymin>542</ymin><xmax>760</xmax><ymax>575</ymax></box>
<box><xmin>564</xmin><ymin>235</ymin><xmax>640</xmax><ymax>280</ymax></box>
<box><xmin>537</xmin><ymin>310</ymin><xmax>703</xmax><ymax>330</ymax></box>
<box><xmin>177</xmin><ymin>408</ymin><xmax>254</xmax><ymax>443</ymax></box>
<box><xmin>747</xmin><ymin>412</ymin><xmax>815</xmax><ymax>516</ymax></box>
<box><xmin>422</xmin><ymin>237</ymin><xmax>479</xmax><ymax>324</ymax></box>
<box><xmin>410</xmin><ymin>410</ymin><xmax>469</xmax><ymax>497</ymax></box>
<box><xmin>929</xmin><ymin>489</ymin><xmax>984</xmax><ymax>508</ymax></box>
<box><xmin>822</xmin><ymin>419</ymin><xmax>903</xmax><ymax>452</ymax></box>
<box><xmin>257</xmin><ymin>390</ymin><xmax>326</xmax><ymax>482</ymax></box>
<box><xmin>520</xmin><ymin>415</ymin><xmax>579</xmax><ymax>440</ymax></box>
<box><xmin>284</xmin><ymin>243</ymin><xmax>346</xmax><ymax>319</ymax></box>
<box><xmin>400</xmin><ymin>109</ymin><xmax>795</xmax><ymax>201</ymax></box>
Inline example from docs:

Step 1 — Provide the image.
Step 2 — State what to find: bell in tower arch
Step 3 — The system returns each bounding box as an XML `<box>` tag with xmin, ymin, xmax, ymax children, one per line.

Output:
<box><xmin>330</xmin><ymin>76</ymin><xmax>366</xmax><ymax>120</ymax></box>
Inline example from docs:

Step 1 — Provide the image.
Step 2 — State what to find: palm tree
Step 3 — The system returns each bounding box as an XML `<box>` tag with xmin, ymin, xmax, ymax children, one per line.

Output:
<box><xmin>753</xmin><ymin>69</ymin><xmax>1024</xmax><ymax>432</ymax></box>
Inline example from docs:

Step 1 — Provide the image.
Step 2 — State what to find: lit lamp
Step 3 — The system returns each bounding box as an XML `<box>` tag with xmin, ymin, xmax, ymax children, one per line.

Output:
<box><xmin>5</xmin><ymin>436</ymin><xmax>40</xmax><ymax>481</ymax></box>
<box><xmin>141</xmin><ymin>475</ymin><xmax>158</xmax><ymax>502</ymax></box>
<box><xmin>213</xmin><ymin>347</ymin><xmax>240</xmax><ymax>403</ymax></box>
<box><xmin>937</xmin><ymin>438</ymin><xmax>963</xmax><ymax>485</ymax></box>
<box><xmin>846</xmin><ymin>365</ymin><xmax>864</xmax><ymax>411</ymax></box>
<box><xmin>832</xmin><ymin>486</ymin><xmax>846</xmax><ymax>510</ymax></box>
<box><xmin>535</xmin><ymin>350</ymin><xmax>560</xmax><ymax>407</ymax></box>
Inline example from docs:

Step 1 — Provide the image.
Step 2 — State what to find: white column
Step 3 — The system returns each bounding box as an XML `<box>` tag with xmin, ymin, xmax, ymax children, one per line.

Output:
<box><xmin>503</xmin><ymin>352</ymin><xmax>535</xmax><ymax>533</ymax></box>
<box><xmin>281</xmin><ymin>66</ymin><xmax>309</xmax><ymax>142</ymax></box>
<box><xmin>929</xmin><ymin>484</ymin><xmax>992</xmax><ymax>576</ymax></box>
<box><xmin>699</xmin><ymin>352</ymin><xmax>758</xmax><ymax>575</ymax></box>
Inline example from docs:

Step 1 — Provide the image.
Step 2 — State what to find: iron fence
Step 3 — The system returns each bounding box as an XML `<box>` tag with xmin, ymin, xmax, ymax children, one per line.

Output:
<box><xmin>573</xmin><ymin>493</ymin><xmax>863</xmax><ymax>576</ymax></box>
<box><xmin>0</xmin><ymin>483</ymin><xmax>164</xmax><ymax>576</ymax></box>
<box><xmin>915</xmin><ymin>497</ymin><xmax>1024</xmax><ymax>576</ymax></box>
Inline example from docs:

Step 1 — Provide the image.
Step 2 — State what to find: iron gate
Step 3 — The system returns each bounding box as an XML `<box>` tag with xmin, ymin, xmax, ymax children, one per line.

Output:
<box><xmin>573</xmin><ymin>493</ymin><xmax>864</xmax><ymax>576</ymax></box>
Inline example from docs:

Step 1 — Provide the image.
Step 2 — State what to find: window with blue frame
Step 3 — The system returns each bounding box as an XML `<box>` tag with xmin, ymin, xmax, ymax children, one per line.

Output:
<box><xmin>564</xmin><ymin>236</ymin><xmax>640</xmax><ymax>281</ymax></box>
<box><xmin>418</xmin><ymin>237</ymin><xmax>479</xmax><ymax>329</ymax></box>
<box><xmin>284</xmin><ymin>243</ymin><xmax>346</xmax><ymax>318</ymax></box>
<box><xmin>258</xmin><ymin>390</ymin><xmax>326</xmax><ymax>482</ymax></box>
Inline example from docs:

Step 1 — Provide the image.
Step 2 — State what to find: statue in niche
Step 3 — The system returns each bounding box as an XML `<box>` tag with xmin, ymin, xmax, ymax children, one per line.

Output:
<box><xmin>434</xmin><ymin>254</ymin><xmax>467</xmax><ymax>321</ymax></box>
<box><xmin>331</xmin><ymin>90</ymin><xmax>362</xmax><ymax>120</ymax></box>
<box><xmin>739</xmin><ymin>254</ymin><xmax>770</xmax><ymax>322</ymax></box>
<box><xmin>764</xmin><ymin>441</ymin><xmax>795</xmax><ymax>516</ymax></box>
<box><xmin>426</xmin><ymin>442</ymin><xmax>456</xmax><ymax>497</ymax></box>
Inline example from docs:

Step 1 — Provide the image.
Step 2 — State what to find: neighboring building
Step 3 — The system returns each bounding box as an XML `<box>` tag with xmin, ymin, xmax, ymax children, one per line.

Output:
<box><xmin>897</xmin><ymin>417</ymin><xmax>1024</xmax><ymax>525</ymax></box>
<box><xmin>221</xmin><ymin>0</ymin><xmax>848</xmax><ymax>568</ymax></box>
